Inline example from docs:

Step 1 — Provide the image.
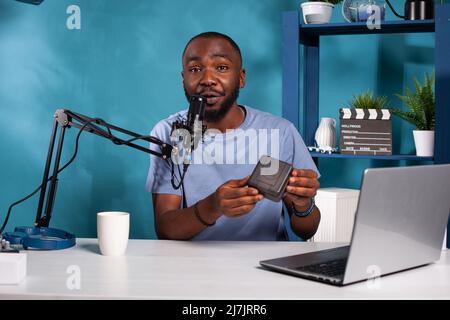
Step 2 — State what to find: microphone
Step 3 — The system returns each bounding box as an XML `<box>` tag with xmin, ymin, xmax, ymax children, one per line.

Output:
<box><xmin>170</xmin><ymin>95</ymin><xmax>207</xmax><ymax>165</ymax></box>
<box><xmin>188</xmin><ymin>95</ymin><xmax>206</xmax><ymax>151</ymax></box>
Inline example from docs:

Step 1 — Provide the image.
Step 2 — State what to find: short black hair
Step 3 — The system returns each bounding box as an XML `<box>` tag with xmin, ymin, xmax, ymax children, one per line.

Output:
<box><xmin>182</xmin><ymin>32</ymin><xmax>243</xmax><ymax>65</ymax></box>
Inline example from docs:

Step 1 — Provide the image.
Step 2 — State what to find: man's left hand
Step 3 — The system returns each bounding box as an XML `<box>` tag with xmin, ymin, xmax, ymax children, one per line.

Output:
<box><xmin>283</xmin><ymin>168</ymin><xmax>320</xmax><ymax>212</ymax></box>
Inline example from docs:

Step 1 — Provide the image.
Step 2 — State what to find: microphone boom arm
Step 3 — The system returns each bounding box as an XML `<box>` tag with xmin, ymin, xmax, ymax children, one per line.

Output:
<box><xmin>35</xmin><ymin>108</ymin><xmax>173</xmax><ymax>228</ymax></box>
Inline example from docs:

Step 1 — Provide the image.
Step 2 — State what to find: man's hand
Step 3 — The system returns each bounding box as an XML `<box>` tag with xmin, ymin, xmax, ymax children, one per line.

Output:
<box><xmin>212</xmin><ymin>176</ymin><xmax>264</xmax><ymax>217</ymax></box>
<box><xmin>283</xmin><ymin>169</ymin><xmax>320</xmax><ymax>212</ymax></box>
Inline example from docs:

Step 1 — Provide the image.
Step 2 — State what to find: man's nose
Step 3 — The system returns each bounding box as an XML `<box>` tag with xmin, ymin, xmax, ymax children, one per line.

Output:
<box><xmin>200</xmin><ymin>68</ymin><xmax>217</xmax><ymax>87</ymax></box>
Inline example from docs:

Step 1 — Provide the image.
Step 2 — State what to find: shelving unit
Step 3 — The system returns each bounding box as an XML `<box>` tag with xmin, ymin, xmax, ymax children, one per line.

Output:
<box><xmin>309</xmin><ymin>152</ymin><xmax>433</xmax><ymax>161</ymax></box>
<box><xmin>281</xmin><ymin>5</ymin><xmax>450</xmax><ymax>248</ymax></box>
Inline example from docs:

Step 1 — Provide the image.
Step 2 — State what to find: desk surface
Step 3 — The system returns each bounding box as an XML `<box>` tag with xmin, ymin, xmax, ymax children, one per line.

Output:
<box><xmin>1</xmin><ymin>239</ymin><xmax>449</xmax><ymax>299</ymax></box>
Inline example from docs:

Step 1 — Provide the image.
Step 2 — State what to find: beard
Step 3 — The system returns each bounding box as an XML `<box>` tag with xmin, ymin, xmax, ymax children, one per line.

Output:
<box><xmin>184</xmin><ymin>83</ymin><xmax>240</xmax><ymax>123</ymax></box>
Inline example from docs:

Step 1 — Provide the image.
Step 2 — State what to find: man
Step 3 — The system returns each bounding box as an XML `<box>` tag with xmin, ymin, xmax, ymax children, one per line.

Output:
<box><xmin>146</xmin><ymin>32</ymin><xmax>321</xmax><ymax>241</ymax></box>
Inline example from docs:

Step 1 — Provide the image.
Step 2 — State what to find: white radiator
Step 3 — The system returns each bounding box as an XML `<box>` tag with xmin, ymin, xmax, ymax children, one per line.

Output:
<box><xmin>311</xmin><ymin>188</ymin><xmax>360</xmax><ymax>243</ymax></box>
<box><xmin>443</xmin><ymin>229</ymin><xmax>448</xmax><ymax>251</ymax></box>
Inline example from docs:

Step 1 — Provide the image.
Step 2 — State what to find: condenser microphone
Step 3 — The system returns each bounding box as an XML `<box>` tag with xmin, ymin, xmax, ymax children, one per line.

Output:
<box><xmin>188</xmin><ymin>95</ymin><xmax>206</xmax><ymax>151</ymax></box>
<box><xmin>170</xmin><ymin>95</ymin><xmax>206</xmax><ymax>165</ymax></box>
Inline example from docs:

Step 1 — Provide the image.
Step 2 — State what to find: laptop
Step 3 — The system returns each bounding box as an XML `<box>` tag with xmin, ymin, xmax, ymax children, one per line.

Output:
<box><xmin>260</xmin><ymin>164</ymin><xmax>450</xmax><ymax>286</ymax></box>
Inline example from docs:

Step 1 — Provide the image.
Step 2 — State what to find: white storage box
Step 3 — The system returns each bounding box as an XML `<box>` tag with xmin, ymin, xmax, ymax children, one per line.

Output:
<box><xmin>0</xmin><ymin>252</ymin><xmax>27</xmax><ymax>285</ymax></box>
<box><xmin>311</xmin><ymin>188</ymin><xmax>360</xmax><ymax>243</ymax></box>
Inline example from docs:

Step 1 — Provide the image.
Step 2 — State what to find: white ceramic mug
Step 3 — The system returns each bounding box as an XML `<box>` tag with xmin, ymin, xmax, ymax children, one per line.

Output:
<box><xmin>97</xmin><ymin>211</ymin><xmax>130</xmax><ymax>256</ymax></box>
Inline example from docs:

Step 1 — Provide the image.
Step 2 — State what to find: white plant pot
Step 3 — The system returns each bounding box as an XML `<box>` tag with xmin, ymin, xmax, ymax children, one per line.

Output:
<box><xmin>413</xmin><ymin>130</ymin><xmax>434</xmax><ymax>157</ymax></box>
<box><xmin>301</xmin><ymin>2</ymin><xmax>334</xmax><ymax>24</ymax></box>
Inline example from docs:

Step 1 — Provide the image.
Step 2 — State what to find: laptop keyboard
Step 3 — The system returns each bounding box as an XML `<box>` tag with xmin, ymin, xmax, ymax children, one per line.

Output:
<box><xmin>294</xmin><ymin>258</ymin><xmax>347</xmax><ymax>278</ymax></box>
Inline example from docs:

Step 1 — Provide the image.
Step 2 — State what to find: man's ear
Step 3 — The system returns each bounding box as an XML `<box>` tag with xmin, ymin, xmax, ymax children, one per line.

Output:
<box><xmin>239</xmin><ymin>69</ymin><xmax>246</xmax><ymax>88</ymax></box>
<box><xmin>181</xmin><ymin>71</ymin><xmax>185</xmax><ymax>85</ymax></box>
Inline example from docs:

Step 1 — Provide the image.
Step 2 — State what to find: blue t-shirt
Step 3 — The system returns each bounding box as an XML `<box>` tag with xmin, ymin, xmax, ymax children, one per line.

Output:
<box><xmin>145</xmin><ymin>105</ymin><xmax>319</xmax><ymax>241</ymax></box>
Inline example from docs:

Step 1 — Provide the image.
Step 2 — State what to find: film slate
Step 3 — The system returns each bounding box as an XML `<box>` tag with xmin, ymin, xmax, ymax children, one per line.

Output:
<box><xmin>339</xmin><ymin>108</ymin><xmax>392</xmax><ymax>156</ymax></box>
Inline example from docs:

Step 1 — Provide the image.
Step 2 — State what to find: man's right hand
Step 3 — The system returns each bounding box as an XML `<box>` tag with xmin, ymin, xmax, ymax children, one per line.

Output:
<box><xmin>212</xmin><ymin>176</ymin><xmax>264</xmax><ymax>218</ymax></box>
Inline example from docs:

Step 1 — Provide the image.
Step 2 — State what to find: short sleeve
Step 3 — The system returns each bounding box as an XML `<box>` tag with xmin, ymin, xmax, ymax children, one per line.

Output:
<box><xmin>145</xmin><ymin>121</ymin><xmax>182</xmax><ymax>196</ymax></box>
<box><xmin>283</xmin><ymin>122</ymin><xmax>321</xmax><ymax>179</ymax></box>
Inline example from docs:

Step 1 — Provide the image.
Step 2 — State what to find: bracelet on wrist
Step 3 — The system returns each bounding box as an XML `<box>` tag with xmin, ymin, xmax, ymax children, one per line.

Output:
<box><xmin>193</xmin><ymin>201</ymin><xmax>216</xmax><ymax>227</ymax></box>
<box><xmin>292</xmin><ymin>198</ymin><xmax>315</xmax><ymax>218</ymax></box>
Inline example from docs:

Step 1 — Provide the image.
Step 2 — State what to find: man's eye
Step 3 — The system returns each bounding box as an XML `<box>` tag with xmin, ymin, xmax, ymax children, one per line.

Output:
<box><xmin>189</xmin><ymin>67</ymin><xmax>201</xmax><ymax>73</ymax></box>
<box><xmin>217</xmin><ymin>65</ymin><xmax>229</xmax><ymax>72</ymax></box>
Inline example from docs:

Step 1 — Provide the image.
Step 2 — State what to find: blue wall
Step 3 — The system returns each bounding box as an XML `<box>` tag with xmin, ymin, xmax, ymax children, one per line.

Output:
<box><xmin>0</xmin><ymin>0</ymin><xmax>435</xmax><ymax>239</ymax></box>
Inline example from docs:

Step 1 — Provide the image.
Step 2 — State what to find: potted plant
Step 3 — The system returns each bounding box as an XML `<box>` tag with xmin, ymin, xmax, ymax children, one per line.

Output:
<box><xmin>347</xmin><ymin>90</ymin><xmax>389</xmax><ymax>109</ymax></box>
<box><xmin>301</xmin><ymin>0</ymin><xmax>343</xmax><ymax>24</ymax></box>
<box><xmin>390</xmin><ymin>73</ymin><xmax>435</xmax><ymax>157</ymax></box>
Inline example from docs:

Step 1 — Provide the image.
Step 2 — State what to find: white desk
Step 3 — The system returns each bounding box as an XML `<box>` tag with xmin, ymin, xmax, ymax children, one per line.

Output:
<box><xmin>1</xmin><ymin>239</ymin><xmax>449</xmax><ymax>299</ymax></box>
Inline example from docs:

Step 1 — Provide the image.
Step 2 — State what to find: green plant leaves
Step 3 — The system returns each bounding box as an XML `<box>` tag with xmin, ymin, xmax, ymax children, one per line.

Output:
<box><xmin>390</xmin><ymin>72</ymin><xmax>435</xmax><ymax>130</ymax></box>
<box><xmin>347</xmin><ymin>91</ymin><xmax>389</xmax><ymax>109</ymax></box>
<box><xmin>344</xmin><ymin>73</ymin><xmax>435</xmax><ymax>131</ymax></box>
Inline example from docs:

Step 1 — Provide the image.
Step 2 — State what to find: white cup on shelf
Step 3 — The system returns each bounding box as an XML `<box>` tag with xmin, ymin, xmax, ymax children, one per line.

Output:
<box><xmin>97</xmin><ymin>211</ymin><xmax>129</xmax><ymax>256</ymax></box>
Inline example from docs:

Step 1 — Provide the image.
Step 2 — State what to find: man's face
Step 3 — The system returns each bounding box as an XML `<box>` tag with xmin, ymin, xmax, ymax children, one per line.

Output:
<box><xmin>182</xmin><ymin>37</ymin><xmax>245</xmax><ymax>123</ymax></box>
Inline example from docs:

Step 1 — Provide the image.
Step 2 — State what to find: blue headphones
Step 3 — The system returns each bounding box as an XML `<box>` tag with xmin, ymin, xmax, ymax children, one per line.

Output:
<box><xmin>3</xmin><ymin>226</ymin><xmax>76</xmax><ymax>250</ymax></box>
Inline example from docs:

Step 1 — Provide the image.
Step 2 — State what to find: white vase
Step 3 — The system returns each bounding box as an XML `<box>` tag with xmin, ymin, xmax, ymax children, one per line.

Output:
<box><xmin>413</xmin><ymin>130</ymin><xmax>434</xmax><ymax>157</ymax></box>
<box><xmin>301</xmin><ymin>2</ymin><xmax>334</xmax><ymax>24</ymax></box>
<box><xmin>315</xmin><ymin>117</ymin><xmax>337</xmax><ymax>148</ymax></box>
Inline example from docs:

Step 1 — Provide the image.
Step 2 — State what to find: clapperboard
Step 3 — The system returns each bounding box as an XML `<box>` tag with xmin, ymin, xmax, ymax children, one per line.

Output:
<box><xmin>339</xmin><ymin>108</ymin><xmax>392</xmax><ymax>156</ymax></box>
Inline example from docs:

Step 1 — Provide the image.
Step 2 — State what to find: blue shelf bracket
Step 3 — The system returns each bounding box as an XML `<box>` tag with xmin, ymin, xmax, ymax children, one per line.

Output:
<box><xmin>435</xmin><ymin>4</ymin><xmax>450</xmax><ymax>249</ymax></box>
<box><xmin>300</xmin><ymin>31</ymin><xmax>320</xmax><ymax>149</ymax></box>
<box><xmin>282</xmin><ymin>12</ymin><xmax>300</xmax><ymax>130</ymax></box>
<box><xmin>281</xmin><ymin>12</ymin><xmax>319</xmax><ymax>151</ymax></box>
